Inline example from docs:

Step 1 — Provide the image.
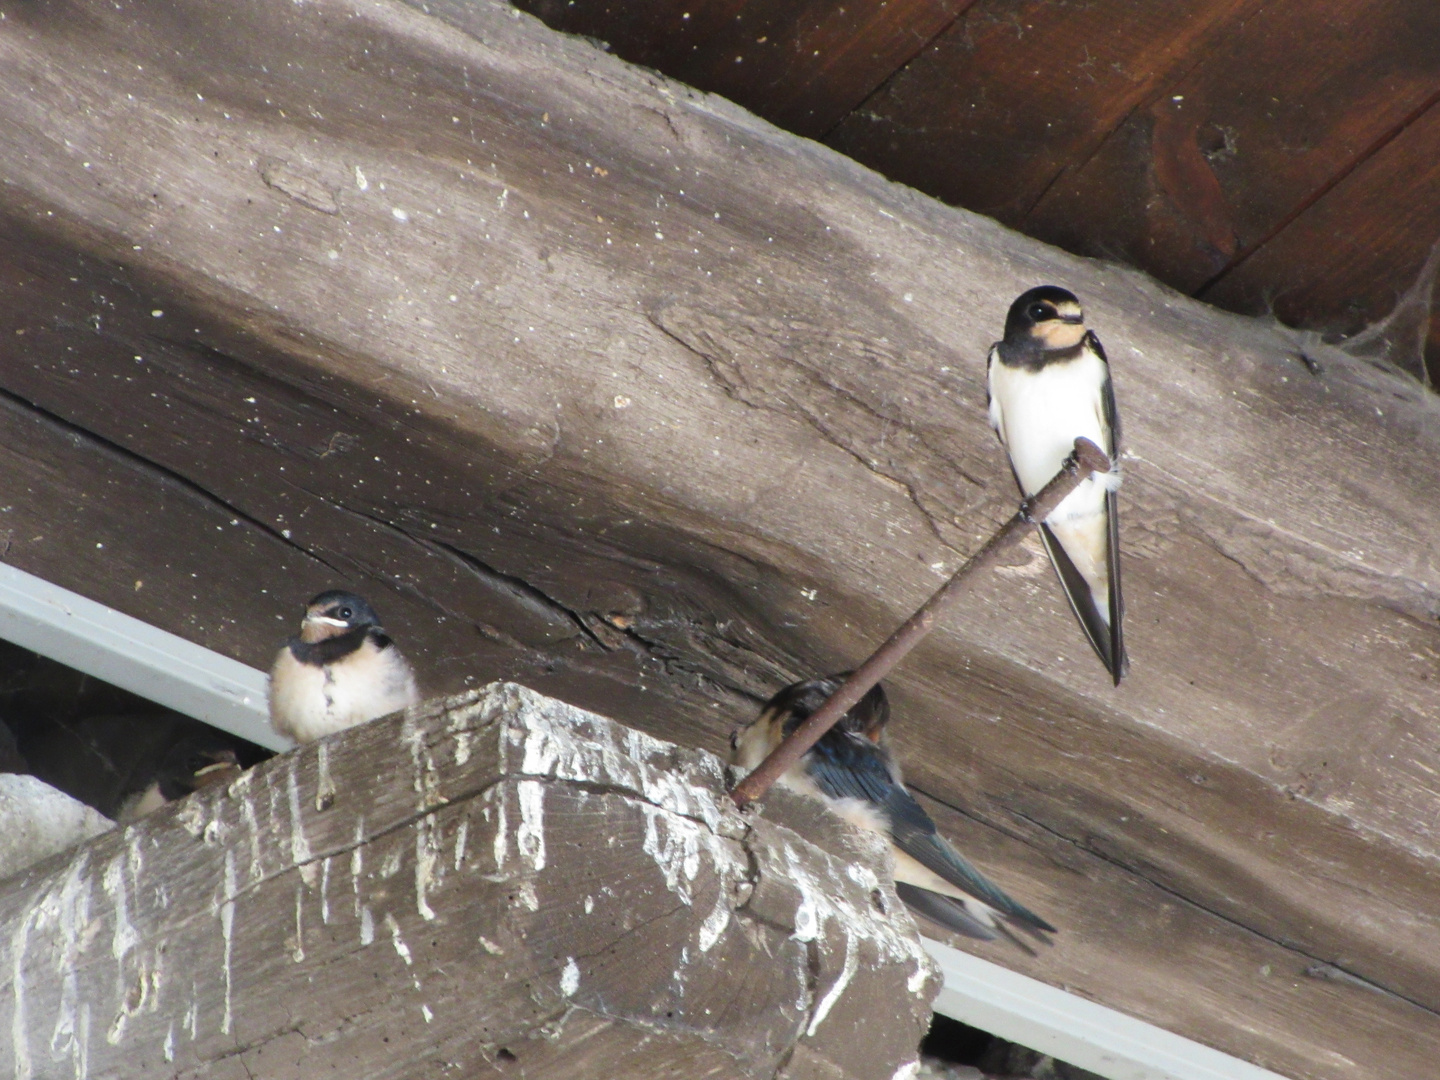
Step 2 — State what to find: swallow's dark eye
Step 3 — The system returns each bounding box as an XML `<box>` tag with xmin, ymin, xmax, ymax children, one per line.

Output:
<box><xmin>728</xmin><ymin>730</ymin><xmax>739</xmax><ymax>750</ymax></box>
<box><xmin>338</xmin><ymin>607</ymin><xmax>353</xmax><ymax>619</ymax></box>
<box><xmin>1027</xmin><ymin>302</ymin><xmax>1049</xmax><ymax>321</ymax></box>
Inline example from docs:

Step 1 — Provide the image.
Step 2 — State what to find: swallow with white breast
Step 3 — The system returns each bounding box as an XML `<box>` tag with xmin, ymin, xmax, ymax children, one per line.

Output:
<box><xmin>268</xmin><ymin>589</ymin><xmax>419</xmax><ymax>744</ymax></box>
<box><xmin>731</xmin><ymin>675</ymin><xmax>1055</xmax><ymax>946</ymax></box>
<box><xmin>988</xmin><ymin>285</ymin><xmax>1126</xmax><ymax>683</ymax></box>
<box><xmin>115</xmin><ymin>734</ymin><xmax>243</xmax><ymax>822</ymax></box>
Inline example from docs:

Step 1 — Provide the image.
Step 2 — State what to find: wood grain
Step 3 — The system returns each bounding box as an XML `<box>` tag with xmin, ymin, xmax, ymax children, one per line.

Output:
<box><xmin>0</xmin><ymin>684</ymin><xmax>938</xmax><ymax>1080</ymax></box>
<box><xmin>1025</xmin><ymin>0</ymin><xmax>1440</xmax><ymax>294</ymax></box>
<box><xmin>508</xmin><ymin>0</ymin><xmax>1439</xmax><ymax>382</ymax></box>
<box><xmin>0</xmin><ymin>1</ymin><xmax>1438</xmax><ymax>1075</ymax></box>
<box><xmin>825</xmin><ymin>0</ymin><xmax>1258</xmax><ymax>222</ymax></box>
<box><xmin>1202</xmin><ymin>100</ymin><xmax>1440</xmax><ymax>379</ymax></box>
<box><xmin>511</xmin><ymin>0</ymin><xmax>973</xmax><ymax>138</ymax></box>
<box><xmin>910</xmin><ymin>789</ymin><xmax>1440</xmax><ymax>1079</ymax></box>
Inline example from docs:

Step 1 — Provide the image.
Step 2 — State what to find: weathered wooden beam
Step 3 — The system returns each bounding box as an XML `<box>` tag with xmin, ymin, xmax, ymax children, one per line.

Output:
<box><xmin>0</xmin><ymin>2</ymin><xmax>1438</xmax><ymax>1076</ymax></box>
<box><xmin>0</xmin><ymin>683</ymin><xmax>937</xmax><ymax>1079</ymax></box>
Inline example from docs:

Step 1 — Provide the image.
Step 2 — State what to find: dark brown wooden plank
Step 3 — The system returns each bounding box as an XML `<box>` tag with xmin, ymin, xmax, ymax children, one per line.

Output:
<box><xmin>0</xmin><ymin>684</ymin><xmax>938</xmax><ymax>1079</ymax></box>
<box><xmin>1202</xmin><ymin>100</ymin><xmax>1440</xmax><ymax>385</ymax></box>
<box><xmin>1024</xmin><ymin>0</ymin><xmax>1440</xmax><ymax>294</ymax></box>
<box><xmin>824</xmin><ymin>0</ymin><xmax>1257</xmax><ymax>223</ymax></box>
<box><xmin>512</xmin><ymin>0</ymin><xmax>973</xmax><ymax>137</ymax></box>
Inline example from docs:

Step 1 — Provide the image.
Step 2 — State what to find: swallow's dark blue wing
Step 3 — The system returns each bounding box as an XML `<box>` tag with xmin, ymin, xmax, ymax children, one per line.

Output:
<box><xmin>802</xmin><ymin>730</ymin><xmax>897</xmax><ymax>806</ymax></box>
<box><xmin>1095</xmin><ymin>333</ymin><xmax>1127</xmax><ymax>684</ymax></box>
<box><xmin>804</xmin><ymin>733</ymin><xmax>1055</xmax><ymax>935</ymax></box>
<box><xmin>887</xmin><ymin>788</ymin><xmax>1056</xmax><ymax>934</ymax></box>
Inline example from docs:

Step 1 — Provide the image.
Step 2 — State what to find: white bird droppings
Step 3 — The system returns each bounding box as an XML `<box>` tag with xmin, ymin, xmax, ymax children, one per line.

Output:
<box><xmin>385</xmin><ymin>913</ymin><xmax>412</xmax><ymax>966</ymax></box>
<box><xmin>516</xmin><ymin>781</ymin><xmax>546</xmax><ymax>871</ymax></box>
<box><xmin>806</xmin><ymin>935</ymin><xmax>858</xmax><ymax>1036</ymax></box>
<box><xmin>415</xmin><ymin>818</ymin><xmax>439</xmax><ymax>921</ymax></box>
<box><xmin>218</xmin><ymin>851</ymin><xmax>236</xmax><ymax>1035</ymax></box>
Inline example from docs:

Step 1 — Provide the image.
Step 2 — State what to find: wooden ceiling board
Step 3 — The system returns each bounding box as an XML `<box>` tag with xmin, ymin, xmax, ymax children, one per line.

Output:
<box><xmin>511</xmin><ymin>0</ymin><xmax>973</xmax><ymax>137</ymax></box>
<box><xmin>1024</xmin><ymin>0</ymin><xmax>1440</xmax><ymax>295</ymax></box>
<box><xmin>1201</xmin><ymin>98</ymin><xmax>1440</xmax><ymax>379</ymax></box>
<box><xmin>823</xmin><ymin>0</ymin><xmax>1259</xmax><ymax>223</ymax></box>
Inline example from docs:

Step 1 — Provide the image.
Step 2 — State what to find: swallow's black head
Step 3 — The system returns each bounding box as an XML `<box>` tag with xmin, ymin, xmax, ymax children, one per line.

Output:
<box><xmin>764</xmin><ymin>674</ymin><xmax>890</xmax><ymax>741</ymax></box>
<box><xmin>1003</xmin><ymin>285</ymin><xmax>1087</xmax><ymax>350</ymax></box>
<box><xmin>300</xmin><ymin>589</ymin><xmax>382</xmax><ymax>643</ymax></box>
<box><xmin>155</xmin><ymin>735</ymin><xmax>242</xmax><ymax>801</ymax></box>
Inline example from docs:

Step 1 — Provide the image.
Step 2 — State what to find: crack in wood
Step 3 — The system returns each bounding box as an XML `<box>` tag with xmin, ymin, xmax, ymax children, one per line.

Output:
<box><xmin>313</xmin><ymin>496</ymin><xmax>785</xmax><ymax>706</ymax></box>
<box><xmin>1128</xmin><ymin>459</ymin><xmax>1440</xmax><ymax>620</ymax></box>
<box><xmin>646</xmin><ymin>306</ymin><xmax>977</xmax><ymax>548</ymax></box>
<box><xmin>0</xmin><ymin>383</ymin><xmax>348</xmax><ymax>578</ymax></box>
<box><xmin>313</xmin><ymin>495</ymin><xmax>600</xmax><ymax>649</ymax></box>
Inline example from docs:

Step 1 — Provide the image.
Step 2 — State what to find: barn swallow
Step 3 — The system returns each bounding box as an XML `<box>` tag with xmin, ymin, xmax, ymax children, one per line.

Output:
<box><xmin>114</xmin><ymin>734</ymin><xmax>243</xmax><ymax>822</ymax></box>
<box><xmin>268</xmin><ymin>590</ymin><xmax>419</xmax><ymax>744</ymax></box>
<box><xmin>731</xmin><ymin>676</ymin><xmax>1055</xmax><ymax>945</ymax></box>
<box><xmin>988</xmin><ymin>286</ymin><xmax>1126</xmax><ymax>683</ymax></box>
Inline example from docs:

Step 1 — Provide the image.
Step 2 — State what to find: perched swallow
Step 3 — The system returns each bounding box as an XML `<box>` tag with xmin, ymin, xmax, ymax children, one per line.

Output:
<box><xmin>115</xmin><ymin>734</ymin><xmax>243</xmax><ymax>822</ymax></box>
<box><xmin>731</xmin><ymin>676</ymin><xmax>1055</xmax><ymax>945</ymax></box>
<box><xmin>988</xmin><ymin>286</ymin><xmax>1126</xmax><ymax>683</ymax></box>
<box><xmin>268</xmin><ymin>590</ymin><xmax>419</xmax><ymax>744</ymax></box>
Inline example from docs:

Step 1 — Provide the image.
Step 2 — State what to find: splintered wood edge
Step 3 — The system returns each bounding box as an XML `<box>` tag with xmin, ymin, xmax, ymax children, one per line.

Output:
<box><xmin>437</xmin><ymin>681</ymin><xmax>942</xmax><ymax>999</ymax></box>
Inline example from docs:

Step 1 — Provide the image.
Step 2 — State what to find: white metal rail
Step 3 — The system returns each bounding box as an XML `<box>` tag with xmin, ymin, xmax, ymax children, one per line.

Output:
<box><xmin>0</xmin><ymin>562</ymin><xmax>287</xmax><ymax>751</ymax></box>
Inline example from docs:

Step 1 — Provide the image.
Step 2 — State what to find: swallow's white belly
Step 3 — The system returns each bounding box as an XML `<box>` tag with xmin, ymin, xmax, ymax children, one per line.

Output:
<box><xmin>989</xmin><ymin>349</ymin><xmax>1112</xmax><ymax>495</ymax></box>
<box><xmin>990</xmin><ymin>350</ymin><xmax>1119</xmax><ymax>585</ymax></box>
<box><xmin>268</xmin><ymin>639</ymin><xmax>418</xmax><ymax>743</ymax></box>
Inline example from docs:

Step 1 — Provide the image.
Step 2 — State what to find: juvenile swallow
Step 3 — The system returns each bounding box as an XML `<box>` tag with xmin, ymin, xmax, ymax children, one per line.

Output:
<box><xmin>114</xmin><ymin>734</ymin><xmax>244</xmax><ymax>822</ymax></box>
<box><xmin>731</xmin><ymin>675</ymin><xmax>1055</xmax><ymax>945</ymax></box>
<box><xmin>988</xmin><ymin>286</ymin><xmax>1126</xmax><ymax>683</ymax></box>
<box><xmin>268</xmin><ymin>590</ymin><xmax>419</xmax><ymax>744</ymax></box>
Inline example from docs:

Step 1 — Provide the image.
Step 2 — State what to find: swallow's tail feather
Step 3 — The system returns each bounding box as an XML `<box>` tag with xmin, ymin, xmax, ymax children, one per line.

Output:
<box><xmin>887</xmin><ymin>793</ymin><xmax>1058</xmax><ymax>935</ymax></box>
<box><xmin>1039</xmin><ymin>519</ymin><xmax>1125</xmax><ymax>684</ymax></box>
<box><xmin>894</xmin><ymin>883</ymin><xmax>998</xmax><ymax>941</ymax></box>
<box><xmin>1106</xmin><ymin>489</ymin><xmax>1127</xmax><ymax>683</ymax></box>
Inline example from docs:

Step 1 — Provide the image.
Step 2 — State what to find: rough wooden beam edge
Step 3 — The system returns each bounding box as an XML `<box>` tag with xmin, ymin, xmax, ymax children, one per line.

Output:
<box><xmin>1</xmin><ymin>680</ymin><xmax>939</xmax><ymax>1079</ymax></box>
